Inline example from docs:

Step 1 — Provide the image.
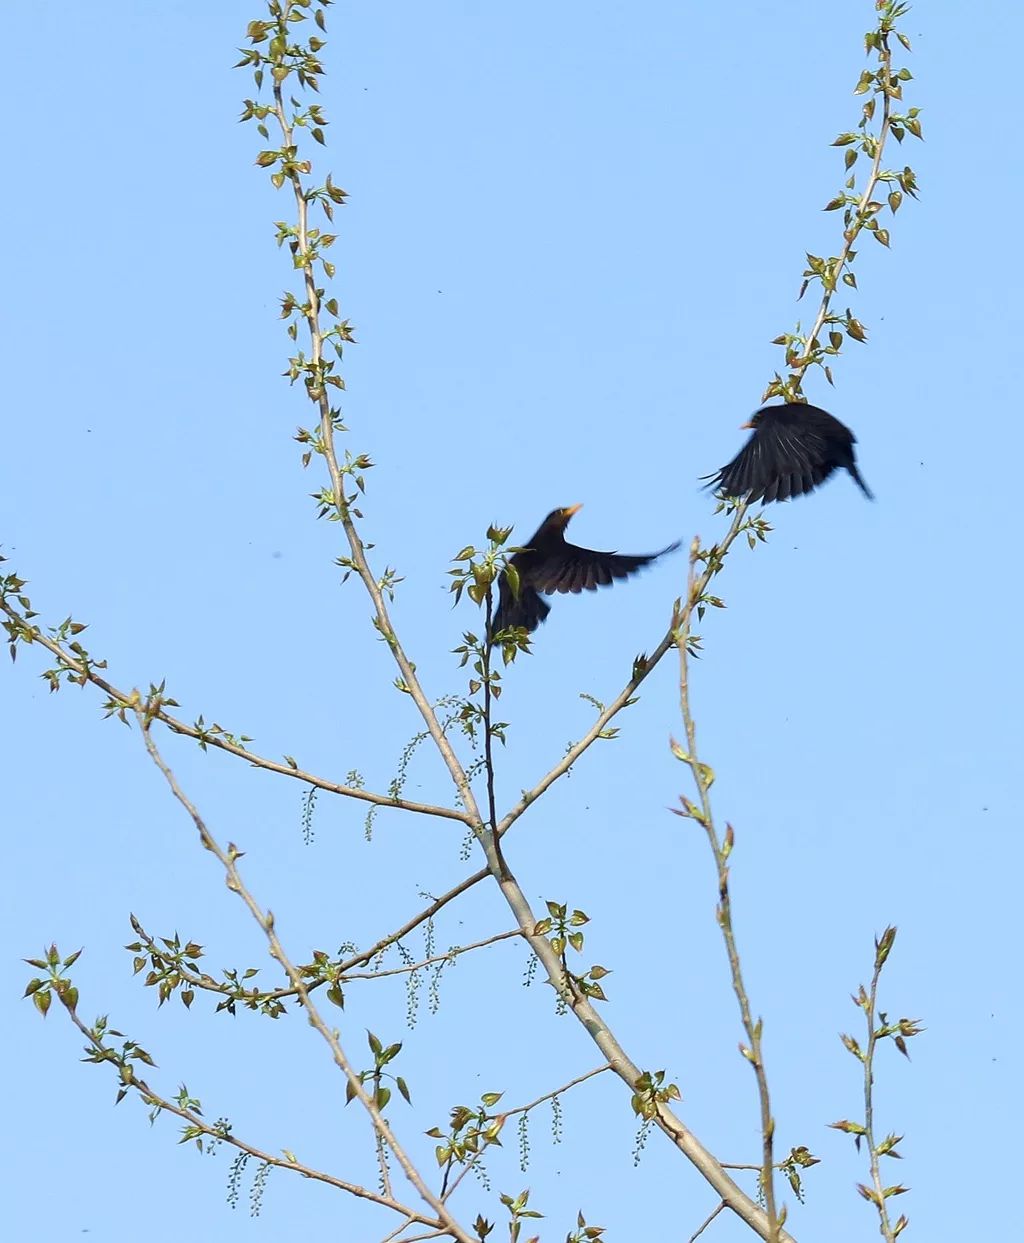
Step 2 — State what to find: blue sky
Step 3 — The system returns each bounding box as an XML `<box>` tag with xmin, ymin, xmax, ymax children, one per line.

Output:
<box><xmin>2</xmin><ymin>2</ymin><xmax>1020</xmax><ymax>1240</ymax></box>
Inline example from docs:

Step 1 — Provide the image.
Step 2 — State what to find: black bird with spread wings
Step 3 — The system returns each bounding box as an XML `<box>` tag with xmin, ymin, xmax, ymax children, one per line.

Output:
<box><xmin>490</xmin><ymin>505</ymin><xmax>680</xmax><ymax>638</ymax></box>
<box><xmin>705</xmin><ymin>402</ymin><xmax>873</xmax><ymax>503</ymax></box>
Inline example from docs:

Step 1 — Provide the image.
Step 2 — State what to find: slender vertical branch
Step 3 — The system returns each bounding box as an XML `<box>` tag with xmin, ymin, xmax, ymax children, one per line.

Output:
<box><xmin>482</xmin><ymin>590</ymin><xmax>510</xmax><ymax>878</ymax></box>
<box><xmin>831</xmin><ymin>927</ymin><xmax>916</xmax><ymax>1236</ymax></box>
<box><xmin>862</xmin><ymin>953</ymin><xmax>897</xmax><ymax>1243</ymax></box>
<box><xmin>675</xmin><ymin>543</ymin><xmax>778</xmax><ymax>1238</ymax></box>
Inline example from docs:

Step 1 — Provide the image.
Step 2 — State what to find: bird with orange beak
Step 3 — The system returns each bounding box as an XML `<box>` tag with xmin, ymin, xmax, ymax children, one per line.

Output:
<box><xmin>489</xmin><ymin>504</ymin><xmax>680</xmax><ymax>639</ymax></box>
<box><xmin>705</xmin><ymin>402</ymin><xmax>873</xmax><ymax>503</ymax></box>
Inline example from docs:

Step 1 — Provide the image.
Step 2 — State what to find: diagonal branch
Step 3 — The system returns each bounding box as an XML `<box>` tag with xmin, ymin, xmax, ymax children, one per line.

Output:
<box><xmin>64</xmin><ymin>1006</ymin><xmax>435</xmax><ymax>1227</ymax></box>
<box><xmin>0</xmin><ymin>598</ymin><xmax>469</xmax><ymax>824</ymax></box>
<box><xmin>134</xmin><ymin>701</ymin><xmax>477</xmax><ymax>1243</ymax></box>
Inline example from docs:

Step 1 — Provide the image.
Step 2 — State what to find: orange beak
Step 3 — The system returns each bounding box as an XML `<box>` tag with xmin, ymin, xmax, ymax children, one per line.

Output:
<box><xmin>564</xmin><ymin>503</ymin><xmax>583</xmax><ymax>518</ymax></box>
<box><xmin>739</xmin><ymin>421</ymin><xmax>754</xmax><ymax>430</ymax></box>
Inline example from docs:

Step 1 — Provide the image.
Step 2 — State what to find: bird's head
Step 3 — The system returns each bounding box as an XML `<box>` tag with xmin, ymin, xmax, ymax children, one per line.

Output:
<box><xmin>740</xmin><ymin>409</ymin><xmax>765</xmax><ymax>431</ymax></box>
<box><xmin>549</xmin><ymin>503</ymin><xmax>582</xmax><ymax>529</ymax></box>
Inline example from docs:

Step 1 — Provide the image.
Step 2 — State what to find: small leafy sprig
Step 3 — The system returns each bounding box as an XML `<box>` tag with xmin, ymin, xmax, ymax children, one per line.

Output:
<box><xmin>830</xmin><ymin>926</ymin><xmax>923</xmax><ymax>1241</ymax></box>
<box><xmin>428</xmin><ymin>1092</ymin><xmax>507</xmax><ymax>1191</ymax></box>
<box><xmin>23</xmin><ymin>943</ymin><xmax>83</xmax><ymax>1019</ymax></box>
<box><xmin>344</xmin><ymin>1030</ymin><xmax>412</xmax><ymax>1112</ymax></box>
<box><xmin>630</xmin><ymin>1068</ymin><xmax>682</xmax><ymax>1121</ymax></box>
<box><xmin>532</xmin><ymin>901</ymin><xmax>611</xmax><ymax>1003</ymax></box>
<box><xmin>765</xmin><ymin>0</ymin><xmax>922</xmax><ymax>402</ymax></box>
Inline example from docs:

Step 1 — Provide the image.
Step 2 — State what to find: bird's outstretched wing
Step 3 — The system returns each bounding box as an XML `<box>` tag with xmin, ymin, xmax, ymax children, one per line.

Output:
<box><xmin>529</xmin><ymin>541</ymin><xmax>682</xmax><ymax>595</ymax></box>
<box><xmin>490</xmin><ymin>540</ymin><xmax>680</xmax><ymax>637</ymax></box>
<box><xmin>707</xmin><ymin>421</ymin><xmax>834</xmax><ymax>502</ymax></box>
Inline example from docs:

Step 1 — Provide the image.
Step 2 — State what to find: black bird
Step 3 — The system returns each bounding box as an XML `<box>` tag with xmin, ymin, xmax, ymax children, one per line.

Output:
<box><xmin>705</xmin><ymin>402</ymin><xmax>873</xmax><ymax>503</ymax></box>
<box><xmin>490</xmin><ymin>505</ymin><xmax>680</xmax><ymax>638</ymax></box>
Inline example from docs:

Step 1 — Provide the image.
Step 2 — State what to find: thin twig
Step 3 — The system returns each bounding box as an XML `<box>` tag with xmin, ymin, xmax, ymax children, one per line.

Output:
<box><xmin>498</xmin><ymin>1063</ymin><xmax>610</xmax><ymax>1121</ymax></box>
<box><xmin>379</xmin><ymin>1214</ymin><xmax>418</xmax><ymax>1243</ymax></box>
<box><xmin>334</xmin><ymin>871</ymin><xmax>490</xmax><ymax>972</ymax></box>
<box><xmin>343</xmin><ymin>929</ymin><xmax>522</xmax><ymax>980</ymax></box>
<box><xmin>494</xmin><ymin>624</ymin><xmax>676</xmax><ymax>839</ymax></box>
<box><xmin>687</xmin><ymin>1201</ymin><xmax>726</xmax><ymax>1243</ymax></box>
<box><xmin>441</xmin><ymin>1064</ymin><xmax>611</xmax><ymax>1202</ymax></box>
<box><xmin>863</xmin><ymin>956</ymin><xmax>897</xmax><ymax>1243</ymax></box>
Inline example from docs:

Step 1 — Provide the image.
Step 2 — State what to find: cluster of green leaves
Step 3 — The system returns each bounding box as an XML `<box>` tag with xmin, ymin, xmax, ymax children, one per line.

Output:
<box><xmin>472</xmin><ymin>1192</ymin><xmax>607</xmax><ymax>1243</ymax></box>
<box><xmin>448</xmin><ymin>525</ymin><xmax>534</xmax><ymax>763</ymax></box>
<box><xmin>344</xmin><ymin>1030</ymin><xmax>411</xmax><ymax>1111</ymax></box>
<box><xmin>779</xmin><ymin>1144</ymin><xmax>821</xmax><ymax>1203</ymax></box>
<box><xmin>23</xmin><ymin>943</ymin><xmax>82</xmax><ymax>1018</ymax></box>
<box><xmin>428</xmin><ymin>1092</ymin><xmax>506</xmax><ymax>1183</ymax></box>
<box><xmin>533</xmin><ymin>901</ymin><xmax>611</xmax><ymax>1004</ymax></box>
<box><xmin>564</xmin><ymin>1210</ymin><xmax>606</xmax><ymax>1243</ymax></box>
<box><xmin>449</xmin><ymin>525</ymin><xmax>516</xmax><ymax>610</ymax></box>
<box><xmin>629</xmin><ymin>1068</ymin><xmax>682</xmax><ymax>1121</ymax></box>
<box><xmin>498</xmin><ymin>1188</ymin><xmax>542</xmax><ymax>1243</ymax></box>
<box><xmin>183</xmin><ymin>711</ymin><xmax>254</xmax><ymax>752</ymax></box>
<box><xmin>125</xmin><ymin>917</ymin><xmax>290</xmax><ymax>1018</ymax></box>
<box><xmin>764</xmin><ymin>0</ymin><xmax>921</xmax><ymax>403</ymax></box>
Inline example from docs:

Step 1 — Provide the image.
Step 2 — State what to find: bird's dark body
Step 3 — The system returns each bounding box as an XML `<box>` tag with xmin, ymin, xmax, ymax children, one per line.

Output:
<box><xmin>706</xmin><ymin>402</ymin><xmax>873</xmax><ymax>503</ymax></box>
<box><xmin>490</xmin><ymin>506</ymin><xmax>679</xmax><ymax>637</ymax></box>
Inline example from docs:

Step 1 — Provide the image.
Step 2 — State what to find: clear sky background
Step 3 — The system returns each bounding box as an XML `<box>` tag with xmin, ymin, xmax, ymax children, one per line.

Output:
<box><xmin>3</xmin><ymin>3</ymin><xmax>1020</xmax><ymax>1240</ymax></box>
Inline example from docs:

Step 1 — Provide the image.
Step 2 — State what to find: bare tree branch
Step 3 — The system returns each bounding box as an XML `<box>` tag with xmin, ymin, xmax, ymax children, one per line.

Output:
<box><xmin>675</xmin><ymin>540</ymin><xmax>778</xmax><ymax>1234</ymax></box>
<box><xmin>0</xmin><ymin>600</ymin><xmax>469</xmax><ymax>824</ymax></box>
